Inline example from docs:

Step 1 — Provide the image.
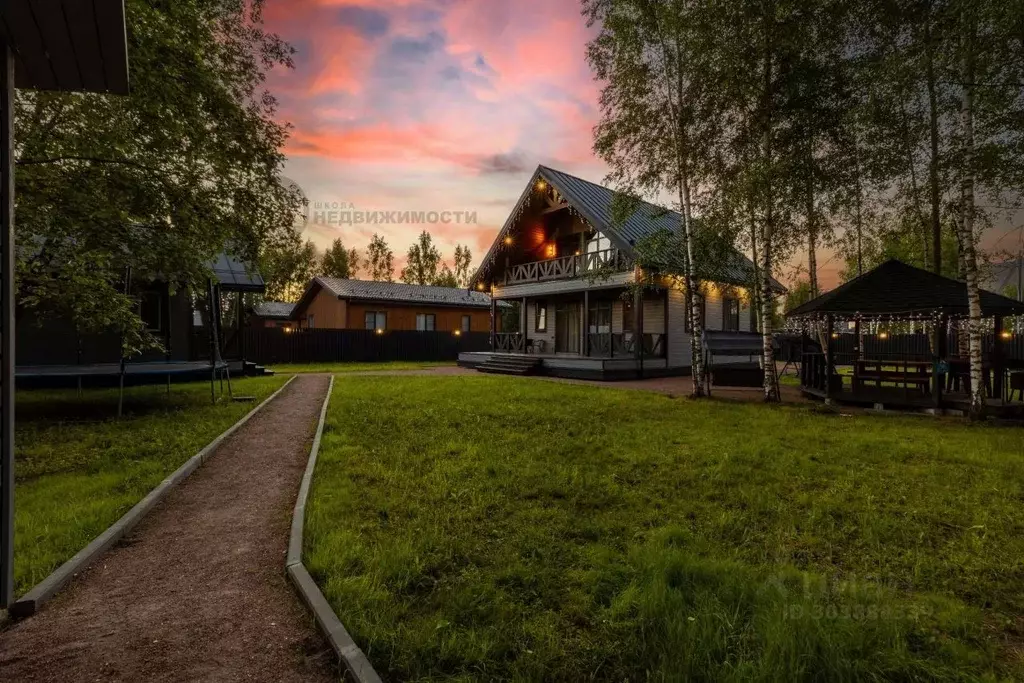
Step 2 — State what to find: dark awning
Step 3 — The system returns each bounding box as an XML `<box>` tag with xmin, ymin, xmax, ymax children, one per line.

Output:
<box><xmin>787</xmin><ymin>260</ymin><xmax>1024</xmax><ymax>319</ymax></box>
<box><xmin>0</xmin><ymin>0</ymin><xmax>129</xmax><ymax>94</ymax></box>
<box><xmin>211</xmin><ymin>253</ymin><xmax>266</xmax><ymax>294</ymax></box>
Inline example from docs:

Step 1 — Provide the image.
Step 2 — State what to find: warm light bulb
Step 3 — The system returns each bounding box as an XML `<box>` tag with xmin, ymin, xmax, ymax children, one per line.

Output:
<box><xmin>504</xmin><ymin>236</ymin><xmax>513</xmax><ymax>245</ymax></box>
<box><xmin>1001</xmin><ymin>330</ymin><xmax>1013</xmax><ymax>340</ymax></box>
<box><xmin>454</xmin><ymin>329</ymin><xmax>462</xmax><ymax>337</ymax></box>
<box><xmin>878</xmin><ymin>331</ymin><xmax>889</xmax><ymax>340</ymax></box>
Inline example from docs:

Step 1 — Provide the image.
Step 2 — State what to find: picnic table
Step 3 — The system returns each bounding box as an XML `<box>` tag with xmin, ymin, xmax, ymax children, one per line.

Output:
<box><xmin>852</xmin><ymin>359</ymin><xmax>933</xmax><ymax>393</ymax></box>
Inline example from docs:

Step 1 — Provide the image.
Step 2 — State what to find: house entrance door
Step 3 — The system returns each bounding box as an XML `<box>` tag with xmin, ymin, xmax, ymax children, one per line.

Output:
<box><xmin>555</xmin><ymin>302</ymin><xmax>580</xmax><ymax>354</ymax></box>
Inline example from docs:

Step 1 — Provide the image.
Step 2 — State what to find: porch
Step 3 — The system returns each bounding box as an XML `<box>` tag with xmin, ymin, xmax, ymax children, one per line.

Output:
<box><xmin>473</xmin><ymin>286</ymin><xmax>673</xmax><ymax>380</ymax></box>
<box><xmin>457</xmin><ymin>351</ymin><xmax>674</xmax><ymax>381</ymax></box>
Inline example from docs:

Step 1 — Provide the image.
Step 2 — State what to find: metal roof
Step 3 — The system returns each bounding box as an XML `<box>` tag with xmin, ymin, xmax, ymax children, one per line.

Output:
<box><xmin>0</xmin><ymin>0</ymin><xmax>129</xmax><ymax>94</ymax></box>
<box><xmin>252</xmin><ymin>301</ymin><xmax>295</xmax><ymax>319</ymax></box>
<box><xmin>473</xmin><ymin>165</ymin><xmax>784</xmax><ymax>292</ymax></box>
<box><xmin>316</xmin><ymin>278</ymin><xmax>495</xmax><ymax>308</ymax></box>
<box><xmin>211</xmin><ymin>253</ymin><xmax>265</xmax><ymax>293</ymax></box>
<box><xmin>787</xmin><ymin>259</ymin><xmax>1024</xmax><ymax>319</ymax></box>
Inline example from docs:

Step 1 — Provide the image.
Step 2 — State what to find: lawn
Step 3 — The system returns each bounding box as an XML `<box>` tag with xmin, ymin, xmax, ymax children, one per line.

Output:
<box><xmin>14</xmin><ymin>375</ymin><xmax>288</xmax><ymax>595</ymax></box>
<box><xmin>306</xmin><ymin>375</ymin><xmax>1024</xmax><ymax>682</ymax></box>
<box><xmin>266</xmin><ymin>361</ymin><xmax>453</xmax><ymax>374</ymax></box>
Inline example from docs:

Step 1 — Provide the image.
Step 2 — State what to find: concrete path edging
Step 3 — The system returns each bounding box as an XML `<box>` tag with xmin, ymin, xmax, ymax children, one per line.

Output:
<box><xmin>286</xmin><ymin>375</ymin><xmax>383</xmax><ymax>683</ymax></box>
<box><xmin>10</xmin><ymin>375</ymin><xmax>298</xmax><ymax>619</ymax></box>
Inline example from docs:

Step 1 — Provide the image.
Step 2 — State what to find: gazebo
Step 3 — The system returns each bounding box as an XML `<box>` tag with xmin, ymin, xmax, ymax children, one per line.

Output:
<box><xmin>0</xmin><ymin>1</ymin><xmax>130</xmax><ymax>607</ymax></box>
<box><xmin>786</xmin><ymin>260</ymin><xmax>1024</xmax><ymax>415</ymax></box>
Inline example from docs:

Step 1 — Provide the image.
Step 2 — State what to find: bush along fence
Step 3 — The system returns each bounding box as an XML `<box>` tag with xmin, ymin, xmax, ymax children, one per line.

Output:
<box><xmin>238</xmin><ymin>328</ymin><xmax>491</xmax><ymax>365</ymax></box>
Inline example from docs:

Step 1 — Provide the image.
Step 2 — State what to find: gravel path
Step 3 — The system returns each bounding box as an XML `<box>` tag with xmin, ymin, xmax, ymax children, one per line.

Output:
<box><xmin>0</xmin><ymin>374</ymin><xmax>336</xmax><ymax>682</ymax></box>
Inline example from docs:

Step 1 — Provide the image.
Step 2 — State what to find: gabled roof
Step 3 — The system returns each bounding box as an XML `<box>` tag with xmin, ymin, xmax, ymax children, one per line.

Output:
<box><xmin>786</xmin><ymin>259</ymin><xmax>1024</xmax><ymax>319</ymax></box>
<box><xmin>212</xmin><ymin>253</ymin><xmax>265</xmax><ymax>293</ymax></box>
<box><xmin>473</xmin><ymin>165</ymin><xmax>783</xmax><ymax>292</ymax></box>
<box><xmin>252</xmin><ymin>301</ymin><xmax>295</xmax><ymax>319</ymax></box>
<box><xmin>295</xmin><ymin>277</ymin><xmax>494</xmax><ymax>315</ymax></box>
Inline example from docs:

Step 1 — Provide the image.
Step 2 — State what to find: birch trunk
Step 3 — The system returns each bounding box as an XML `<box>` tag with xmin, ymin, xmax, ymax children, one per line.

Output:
<box><xmin>959</xmin><ymin>11</ymin><xmax>984</xmax><ymax>418</ymax></box>
<box><xmin>760</xmin><ymin>12</ymin><xmax>779</xmax><ymax>402</ymax></box>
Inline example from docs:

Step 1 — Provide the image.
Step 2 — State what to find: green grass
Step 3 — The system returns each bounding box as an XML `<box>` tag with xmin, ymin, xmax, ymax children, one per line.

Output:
<box><xmin>14</xmin><ymin>375</ymin><xmax>288</xmax><ymax>595</ymax></box>
<box><xmin>266</xmin><ymin>361</ymin><xmax>453</xmax><ymax>374</ymax></box>
<box><xmin>307</xmin><ymin>375</ymin><xmax>1024</xmax><ymax>681</ymax></box>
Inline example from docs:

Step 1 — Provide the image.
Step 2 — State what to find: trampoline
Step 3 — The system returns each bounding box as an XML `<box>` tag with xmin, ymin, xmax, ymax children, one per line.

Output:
<box><xmin>15</xmin><ymin>360</ymin><xmax>232</xmax><ymax>416</ymax></box>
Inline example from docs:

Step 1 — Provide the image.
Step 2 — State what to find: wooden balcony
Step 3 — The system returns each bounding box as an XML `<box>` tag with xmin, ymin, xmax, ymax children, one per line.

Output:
<box><xmin>504</xmin><ymin>248</ymin><xmax>632</xmax><ymax>286</ymax></box>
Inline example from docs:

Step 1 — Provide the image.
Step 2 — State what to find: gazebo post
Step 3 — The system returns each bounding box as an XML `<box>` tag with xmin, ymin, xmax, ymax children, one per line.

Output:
<box><xmin>824</xmin><ymin>314</ymin><xmax>835</xmax><ymax>401</ymax></box>
<box><xmin>993</xmin><ymin>315</ymin><xmax>1004</xmax><ymax>401</ymax></box>
<box><xmin>933</xmin><ymin>314</ymin><xmax>946</xmax><ymax>410</ymax></box>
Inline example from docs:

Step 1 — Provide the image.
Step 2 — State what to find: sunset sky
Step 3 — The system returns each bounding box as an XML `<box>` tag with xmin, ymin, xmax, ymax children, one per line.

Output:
<box><xmin>263</xmin><ymin>0</ymin><xmax>840</xmax><ymax>289</ymax></box>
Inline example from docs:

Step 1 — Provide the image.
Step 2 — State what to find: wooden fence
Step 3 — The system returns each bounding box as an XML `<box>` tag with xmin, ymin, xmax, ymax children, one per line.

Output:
<box><xmin>238</xmin><ymin>328</ymin><xmax>491</xmax><ymax>365</ymax></box>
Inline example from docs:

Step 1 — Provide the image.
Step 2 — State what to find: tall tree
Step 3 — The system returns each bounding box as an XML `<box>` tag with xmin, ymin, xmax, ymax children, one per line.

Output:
<box><xmin>321</xmin><ymin>238</ymin><xmax>353</xmax><ymax>279</ymax></box>
<box><xmin>366</xmin><ymin>234</ymin><xmax>395</xmax><ymax>282</ymax></box>
<box><xmin>584</xmin><ymin>0</ymin><xmax>717</xmax><ymax>396</ymax></box>
<box><xmin>261</xmin><ymin>235</ymin><xmax>318</xmax><ymax>302</ymax></box>
<box><xmin>453</xmin><ymin>245</ymin><xmax>473</xmax><ymax>287</ymax></box>
<box><xmin>14</xmin><ymin>0</ymin><xmax>299</xmax><ymax>355</ymax></box>
<box><xmin>434</xmin><ymin>265</ymin><xmax>459</xmax><ymax>288</ymax></box>
<box><xmin>401</xmin><ymin>231</ymin><xmax>442</xmax><ymax>285</ymax></box>
<box><xmin>347</xmin><ymin>247</ymin><xmax>362</xmax><ymax>279</ymax></box>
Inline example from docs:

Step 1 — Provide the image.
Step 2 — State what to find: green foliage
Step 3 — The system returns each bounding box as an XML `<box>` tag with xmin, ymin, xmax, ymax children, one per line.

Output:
<box><xmin>401</xmin><ymin>231</ymin><xmax>443</xmax><ymax>286</ymax></box>
<box><xmin>321</xmin><ymin>238</ymin><xmax>354</xmax><ymax>279</ymax></box>
<box><xmin>366</xmin><ymin>234</ymin><xmax>395</xmax><ymax>282</ymax></box>
<box><xmin>260</xmin><ymin>234</ymin><xmax>318</xmax><ymax>302</ymax></box>
<box><xmin>784</xmin><ymin>279</ymin><xmax>814</xmax><ymax>312</ymax></box>
<box><xmin>14</xmin><ymin>376</ymin><xmax>287</xmax><ymax>594</ymax></box>
<box><xmin>307</xmin><ymin>376</ymin><xmax>1024</xmax><ymax>680</ymax></box>
<box><xmin>15</xmin><ymin>0</ymin><xmax>299</xmax><ymax>355</ymax></box>
<box><xmin>453</xmin><ymin>245</ymin><xmax>473</xmax><ymax>288</ymax></box>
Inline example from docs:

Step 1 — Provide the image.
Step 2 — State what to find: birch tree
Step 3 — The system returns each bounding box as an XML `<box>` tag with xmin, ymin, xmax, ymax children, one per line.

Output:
<box><xmin>584</xmin><ymin>0</ymin><xmax>715</xmax><ymax>396</ymax></box>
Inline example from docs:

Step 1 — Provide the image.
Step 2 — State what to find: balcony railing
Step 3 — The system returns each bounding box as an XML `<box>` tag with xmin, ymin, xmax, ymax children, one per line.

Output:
<box><xmin>504</xmin><ymin>248</ymin><xmax>632</xmax><ymax>286</ymax></box>
<box><xmin>494</xmin><ymin>332</ymin><xmax>525</xmax><ymax>353</ymax></box>
<box><xmin>588</xmin><ymin>333</ymin><xmax>665</xmax><ymax>358</ymax></box>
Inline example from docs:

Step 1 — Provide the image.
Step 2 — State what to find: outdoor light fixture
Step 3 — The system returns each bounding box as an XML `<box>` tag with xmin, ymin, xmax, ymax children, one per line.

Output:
<box><xmin>878</xmin><ymin>331</ymin><xmax>889</xmax><ymax>340</ymax></box>
<box><xmin>536</xmin><ymin>179</ymin><xmax>547</xmax><ymax>191</ymax></box>
<box><xmin>1001</xmin><ymin>330</ymin><xmax>1013</xmax><ymax>340</ymax></box>
<box><xmin>831</xmin><ymin>332</ymin><xmax>840</xmax><ymax>339</ymax></box>
<box><xmin>453</xmin><ymin>329</ymin><xmax>462</xmax><ymax>337</ymax></box>
<box><xmin>504</xmin><ymin>236</ymin><xmax>513</xmax><ymax>245</ymax></box>
<box><xmin>376</xmin><ymin>328</ymin><xmax>384</xmax><ymax>335</ymax></box>
<box><xmin>545</xmin><ymin>244</ymin><xmax>557</xmax><ymax>258</ymax></box>
<box><xmin>477</xmin><ymin>282</ymin><xmax>485</xmax><ymax>291</ymax></box>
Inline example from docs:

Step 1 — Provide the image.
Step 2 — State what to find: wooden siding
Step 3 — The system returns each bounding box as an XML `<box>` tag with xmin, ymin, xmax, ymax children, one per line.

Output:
<box><xmin>301</xmin><ymin>287</ymin><xmax>347</xmax><ymax>329</ymax></box>
<box><xmin>346</xmin><ymin>303</ymin><xmax>489</xmax><ymax>332</ymax></box>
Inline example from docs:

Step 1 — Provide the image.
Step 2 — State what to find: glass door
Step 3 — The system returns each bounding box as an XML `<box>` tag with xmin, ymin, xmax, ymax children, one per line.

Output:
<box><xmin>555</xmin><ymin>302</ymin><xmax>581</xmax><ymax>354</ymax></box>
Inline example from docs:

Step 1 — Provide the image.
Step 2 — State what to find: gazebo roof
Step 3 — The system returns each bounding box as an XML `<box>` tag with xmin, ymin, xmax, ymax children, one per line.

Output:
<box><xmin>0</xmin><ymin>0</ymin><xmax>129</xmax><ymax>94</ymax></box>
<box><xmin>786</xmin><ymin>260</ymin><xmax>1024</xmax><ymax>319</ymax></box>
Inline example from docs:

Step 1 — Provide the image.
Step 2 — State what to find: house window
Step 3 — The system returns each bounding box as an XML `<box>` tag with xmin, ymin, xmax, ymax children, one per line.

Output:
<box><xmin>139</xmin><ymin>290</ymin><xmax>162</xmax><ymax>332</ymax></box>
<box><xmin>365</xmin><ymin>311</ymin><xmax>387</xmax><ymax>330</ymax></box>
<box><xmin>589</xmin><ymin>300</ymin><xmax>612</xmax><ymax>334</ymax></box>
<box><xmin>307</xmin><ymin>314</ymin><xmax>315</xmax><ymax>329</ymax></box>
<box><xmin>535</xmin><ymin>301</ymin><xmax>548</xmax><ymax>332</ymax></box>
<box><xmin>684</xmin><ymin>295</ymin><xmax>706</xmax><ymax>333</ymax></box>
<box><xmin>622</xmin><ymin>298</ymin><xmax>634</xmax><ymax>333</ymax></box>
<box><xmin>461</xmin><ymin>315</ymin><xmax>471</xmax><ymax>332</ymax></box>
<box><xmin>416</xmin><ymin>313</ymin><xmax>436</xmax><ymax>331</ymax></box>
<box><xmin>723</xmin><ymin>297</ymin><xmax>740</xmax><ymax>331</ymax></box>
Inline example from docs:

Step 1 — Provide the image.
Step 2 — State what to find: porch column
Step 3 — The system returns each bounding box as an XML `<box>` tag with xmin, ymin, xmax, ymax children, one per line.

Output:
<box><xmin>824</xmin><ymin>314</ymin><xmax>835</xmax><ymax>401</ymax></box>
<box><xmin>489</xmin><ymin>297</ymin><xmax>496</xmax><ymax>350</ymax></box>
<box><xmin>520</xmin><ymin>297</ymin><xmax>527</xmax><ymax>352</ymax></box>
<box><xmin>582</xmin><ymin>290</ymin><xmax>590</xmax><ymax>357</ymax></box>
<box><xmin>633</xmin><ymin>287</ymin><xmax>642</xmax><ymax>365</ymax></box>
<box><xmin>933</xmin><ymin>314</ymin><xmax>946</xmax><ymax>409</ymax></box>
<box><xmin>994</xmin><ymin>315</ymin><xmax>1004</xmax><ymax>400</ymax></box>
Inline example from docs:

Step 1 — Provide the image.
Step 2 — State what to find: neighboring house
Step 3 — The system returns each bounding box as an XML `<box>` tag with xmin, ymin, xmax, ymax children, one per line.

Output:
<box><xmin>289</xmin><ymin>278</ymin><xmax>493</xmax><ymax>333</ymax></box>
<box><xmin>18</xmin><ymin>253</ymin><xmax>263</xmax><ymax>367</ymax></box>
<box><xmin>459</xmin><ymin>165</ymin><xmax>786</xmax><ymax>380</ymax></box>
<box><xmin>250</xmin><ymin>301</ymin><xmax>297</xmax><ymax>329</ymax></box>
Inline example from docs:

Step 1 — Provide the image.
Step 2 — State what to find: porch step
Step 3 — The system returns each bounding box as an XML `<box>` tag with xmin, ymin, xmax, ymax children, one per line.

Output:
<box><xmin>476</xmin><ymin>355</ymin><xmax>541</xmax><ymax>376</ymax></box>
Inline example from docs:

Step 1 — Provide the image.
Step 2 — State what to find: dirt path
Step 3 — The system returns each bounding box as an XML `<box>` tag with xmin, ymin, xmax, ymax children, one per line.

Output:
<box><xmin>0</xmin><ymin>375</ymin><xmax>336</xmax><ymax>682</ymax></box>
